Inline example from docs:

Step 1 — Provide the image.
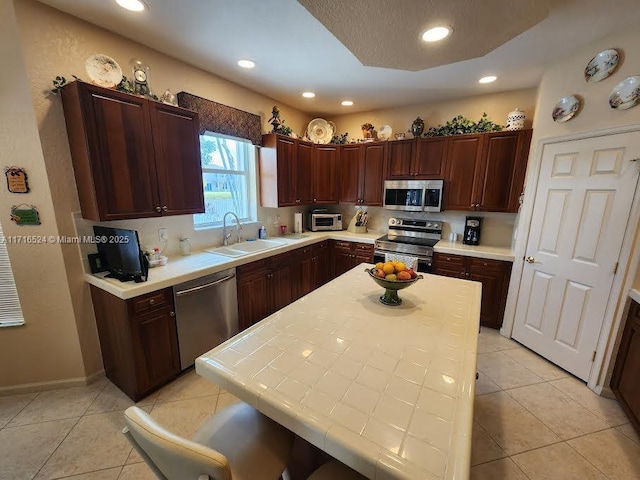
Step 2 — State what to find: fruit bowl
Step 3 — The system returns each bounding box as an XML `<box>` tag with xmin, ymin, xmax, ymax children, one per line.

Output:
<box><xmin>365</xmin><ymin>267</ymin><xmax>423</xmax><ymax>306</ymax></box>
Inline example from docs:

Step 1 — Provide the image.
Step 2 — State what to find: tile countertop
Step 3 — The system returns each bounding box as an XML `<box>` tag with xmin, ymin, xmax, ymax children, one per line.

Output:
<box><xmin>84</xmin><ymin>231</ymin><xmax>381</xmax><ymax>299</ymax></box>
<box><xmin>630</xmin><ymin>288</ymin><xmax>640</xmax><ymax>304</ymax></box>
<box><xmin>433</xmin><ymin>240</ymin><xmax>515</xmax><ymax>262</ymax></box>
<box><xmin>196</xmin><ymin>265</ymin><xmax>481</xmax><ymax>480</ymax></box>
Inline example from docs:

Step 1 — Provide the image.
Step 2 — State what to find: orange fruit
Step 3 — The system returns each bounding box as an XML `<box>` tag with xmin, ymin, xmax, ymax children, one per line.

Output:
<box><xmin>397</xmin><ymin>271</ymin><xmax>411</xmax><ymax>280</ymax></box>
<box><xmin>382</xmin><ymin>262</ymin><xmax>395</xmax><ymax>274</ymax></box>
<box><xmin>395</xmin><ymin>261</ymin><xmax>407</xmax><ymax>272</ymax></box>
<box><xmin>375</xmin><ymin>262</ymin><xmax>384</xmax><ymax>270</ymax></box>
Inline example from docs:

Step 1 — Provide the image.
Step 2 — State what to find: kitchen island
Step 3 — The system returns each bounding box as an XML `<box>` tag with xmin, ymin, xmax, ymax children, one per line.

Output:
<box><xmin>196</xmin><ymin>265</ymin><xmax>481</xmax><ymax>479</ymax></box>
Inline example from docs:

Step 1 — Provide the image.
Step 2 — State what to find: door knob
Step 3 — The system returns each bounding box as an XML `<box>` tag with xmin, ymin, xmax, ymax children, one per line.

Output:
<box><xmin>525</xmin><ymin>256</ymin><xmax>536</xmax><ymax>264</ymax></box>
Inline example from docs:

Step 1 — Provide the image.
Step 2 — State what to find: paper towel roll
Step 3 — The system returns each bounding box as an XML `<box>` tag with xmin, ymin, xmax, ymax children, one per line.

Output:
<box><xmin>294</xmin><ymin>212</ymin><xmax>303</xmax><ymax>233</ymax></box>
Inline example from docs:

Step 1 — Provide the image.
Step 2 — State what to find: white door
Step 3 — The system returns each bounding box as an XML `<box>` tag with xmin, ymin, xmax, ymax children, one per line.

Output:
<box><xmin>513</xmin><ymin>132</ymin><xmax>639</xmax><ymax>380</ymax></box>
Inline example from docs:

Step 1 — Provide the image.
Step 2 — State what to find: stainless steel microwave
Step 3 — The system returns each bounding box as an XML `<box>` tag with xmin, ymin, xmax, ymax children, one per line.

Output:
<box><xmin>306</xmin><ymin>212</ymin><xmax>343</xmax><ymax>231</ymax></box>
<box><xmin>383</xmin><ymin>180</ymin><xmax>444</xmax><ymax>212</ymax></box>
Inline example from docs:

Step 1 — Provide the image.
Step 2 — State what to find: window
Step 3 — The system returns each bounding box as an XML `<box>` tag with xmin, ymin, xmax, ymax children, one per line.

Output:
<box><xmin>194</xmin><ymin>133</ymin><xmax>257</xmax><ymax>228</ymax></box>
<box><xmin>0</xmin><ymin>221</ymin><xmax>25</xmax><ymax>327</ymax></box>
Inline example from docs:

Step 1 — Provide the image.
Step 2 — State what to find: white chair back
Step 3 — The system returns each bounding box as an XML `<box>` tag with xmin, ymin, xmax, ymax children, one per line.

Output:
<box><xmin>123</xmin><ymin>406</ymin><xmax>232</xmax><ymax>480</ymax></box>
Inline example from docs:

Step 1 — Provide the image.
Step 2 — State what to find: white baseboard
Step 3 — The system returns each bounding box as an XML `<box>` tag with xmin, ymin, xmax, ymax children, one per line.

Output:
<box><xmin>0</xmin><ymin>370</ymin><xmax>106</xmax><ymax>396</ymax></box>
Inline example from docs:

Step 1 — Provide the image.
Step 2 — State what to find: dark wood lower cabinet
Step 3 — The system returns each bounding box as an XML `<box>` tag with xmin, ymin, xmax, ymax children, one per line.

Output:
<box><xmin>611</xmin><ymin>300</ymin><xmax>640</xmax><ymax>434</ymax></box>
<box><xmin>90</xmin><ymin>286</ymin><xmax>180</xmax><ymax>401</ymax></box>
<box><xmin>432</xmin><ymin>252</ymin><xmax>512</xmax><ymax>329</ymax></box>
<box><xmin>330</xmin><ymin>240</ymin><xmax>374</xmax><ymax>278</ymax></box>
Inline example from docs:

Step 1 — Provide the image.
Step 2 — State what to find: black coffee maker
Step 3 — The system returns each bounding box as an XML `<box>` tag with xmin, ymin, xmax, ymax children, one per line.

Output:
<box><xmin>463</xmin><ymin>216</ymin><xmax>482</xmax><ymax>246</ymax></box>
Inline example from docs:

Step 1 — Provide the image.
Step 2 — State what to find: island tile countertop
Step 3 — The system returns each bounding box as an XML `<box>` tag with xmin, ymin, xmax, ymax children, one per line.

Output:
<box><xmin>84</xmin><ymin>231</ymin><xmax>380</xmax><ymax>299</ymax></box>
<box><xmin>433</xmin><ymin>240</ymin><xmax>515</xmax><ymax>262</ymax></box>
<box><xmin>196</xmin><ymin>266</ymin><xmax>481</xmax><ymax>480</ymax></box>
<box><xmin>630</xmin><ymin>288</ymin><xmax>640</xmax><ymax>304</ymax></box>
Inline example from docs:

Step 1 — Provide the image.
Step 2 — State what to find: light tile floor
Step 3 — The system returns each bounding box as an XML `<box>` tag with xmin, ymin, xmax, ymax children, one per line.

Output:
<box><xmin>0</xmin><ymin>329</ymin><xmax>638</xmax><ymax>480</ymax></box>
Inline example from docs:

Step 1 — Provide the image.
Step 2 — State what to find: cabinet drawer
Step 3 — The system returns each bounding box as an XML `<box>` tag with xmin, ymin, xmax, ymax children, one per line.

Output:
<box><xmin>468</xmin><ymin>257</ymin><xmax>506</xmax><ymax>275</ymax></box>
<box><xmin>353</xmin><ymin>243</ymin><xmax>374</xmax><ymax>254</ymax></box>
<box><xmin>434</xmin><ymin>253</ymin><xmax>465</xmax><ymax>270</ymax></box>
<box><xmin>332</xmin><ymin>240</ymin><xmax>352</xmax><ymax>252</ymax></box>
<box><xmin>131</xmin><ymin>289</ymin><xmax>172</xmax><ymax>314</ymax></box>
<box><xmin>237</xmin><ymin>258</ymin><xmax>269</xmax><ymax>280</ymax></box>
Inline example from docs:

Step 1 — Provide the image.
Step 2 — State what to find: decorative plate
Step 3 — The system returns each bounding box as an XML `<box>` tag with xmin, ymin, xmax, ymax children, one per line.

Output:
<box><xmin>552</xmin><ymin>95</ymin><xmax>580</xmax><ymax>122</ymax></box>
<box><xmin>609</xmin><ymin>76</ymin><xmax>640</xmax><ymax>110</ymax></box>
<box><xmin>378</xmin><ymin>125</ymin><xmax>393</xmax><ymax>141</ymax></box>
<box><xmin>307</xmin><ymin>118</ymin><xmax>333</xmax><ymax>144</ymax></box>
<box><xmin>585</xmin><ymin>49</ymin><xmax>620</xmax><ymax>83</ymax></box>
<box><xmin>85</xmin><ymin>54</ymin><xmax>123</xmax><ymax>88</ymax></box>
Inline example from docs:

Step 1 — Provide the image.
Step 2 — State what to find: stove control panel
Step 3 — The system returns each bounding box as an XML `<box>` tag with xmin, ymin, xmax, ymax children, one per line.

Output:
<box><xmin>388</xmin><ymin>217</ymin><xmax>442</xmax><ymax>231</ymax></box>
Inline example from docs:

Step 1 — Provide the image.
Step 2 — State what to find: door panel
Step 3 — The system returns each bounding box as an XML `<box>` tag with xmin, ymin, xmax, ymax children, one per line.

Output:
<box><xmin>314</xmin><ymin>145</ymin><xmax>339</xmax><ymax>204</ymax></box>
<box><xmin>443</xmin><ymin>135</ymin><xmax>483</xmax><ymax>210</ymax></box>
<box><xmin>296</xmin><ymin>141</ymin><xmax>314</xmax><ymax>204</ymax></box>
<box><xmin>339</xmin><ymin>144</ymin><xmax>362</xmax><ymax>204</ymax></box>
<box><xmin>387</xmin><ymin>140</ymin><xmax>414</xmax><ymax>178</ymax></box>
<box><xmin>361</xmin><ymin>143</ymin><xmax>386</xmax><ymax>206</ymax></box>
<box><xmin>276</xmin><ymin>137</ymin><xmax>297</xmax><ymax>206</ymax></box>
<box><xmin>513</xmin><ymin>132</ymin><xmax>640</xmax><ymax>380</ymax></box>
<box><xmin>415</xmin><ymin>137</ymin><xmax>447</xmax><ymax>178</ymax></box>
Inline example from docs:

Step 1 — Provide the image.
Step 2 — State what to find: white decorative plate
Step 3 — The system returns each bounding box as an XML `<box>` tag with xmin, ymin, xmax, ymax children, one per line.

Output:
<box><xmin>609</xmin><ymin>76</ymin><xmax>640</xmax><ymax>110</ymax></box>
<box><xmin>378</xmin><ymin>125</ymin><xmax>393</xmax><ymax>141</ymax></box>
<box><xmin>552</xmin><ymin>95</ymin><xmax>580</xmax><ymax>122</ymax></box>
<box><xmin>585</xmin><ymin>49</ymin><xmax>620</xmax><ymax>83</ymax></box>
<box><xmin>307</xmin><ymin>118</ymin><xmax>333</xmax><ymax>144</ymax></box>
<box><xmin>85</xmin><ymin>54</ymin><xmax>123</xmax><ymax>88</ymax></box>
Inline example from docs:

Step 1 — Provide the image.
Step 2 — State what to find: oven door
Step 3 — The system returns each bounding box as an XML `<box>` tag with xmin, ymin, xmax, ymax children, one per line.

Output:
<box><xmin>373</xmin><ymin>250</ymin><xmax>432</xmax><ymax>274</ymax></box>
<box><xmin>424</xmin><ymin>180</ymin><xmax>444</xmax><ymax>212</ymax></box>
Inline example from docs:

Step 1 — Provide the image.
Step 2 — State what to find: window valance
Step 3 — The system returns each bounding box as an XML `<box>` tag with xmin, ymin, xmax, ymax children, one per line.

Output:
<box><xmin>177</xmin><ymin>92</ymin><xmax>262</xmax><ymax>146</ymax></box>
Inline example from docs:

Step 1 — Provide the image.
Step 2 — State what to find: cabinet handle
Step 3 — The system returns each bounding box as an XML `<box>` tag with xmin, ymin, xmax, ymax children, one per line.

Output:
<box><xmin>466</xmin><ymin>272</ymin><xmax>470</xmax><ymax>277</ymax></box>
<box><xmin>169</xmin><ymin>311</ymin><xmax>175</xmax><ymax>317</ymax></box>
<box><xmin>162</xmin><ymin>205</ymin><xmax>168</xmax><ymax>212</ymax></box>
<box><xmin>155</xmin><ymin>206</ymin><xmax>162</xmax><ymax>213</ymax></box>
<box><xmin>313</xmin><ymin>198</ymin><xmax>317</xmax><ymax>203</ymax></box>
<box><xmin>149</xmin><ymin>299</ymin><xmax>155</xmax><ymax>305</ymax></box>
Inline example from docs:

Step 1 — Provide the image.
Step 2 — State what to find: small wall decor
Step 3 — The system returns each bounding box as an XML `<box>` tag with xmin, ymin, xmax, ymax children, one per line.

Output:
<box><xmin>552</xmin><ymin>95</ymin><xmax>581</xmax><ymax>122</ymax></box>
<box><xmin>361</xmin><ymin>123</ymin><xmax>376</xmax><ymax>139</ymax></box>
<box><xmin>585</xmin><ymin>48</ymin><xmax>620</xmax><ymax>83</ymax></box>
<box><xmin>131</xmin><ymin>60</ymin><xmax>152</xmax><ymax>97</ymax></box>
<box><xmin>10</xmin><ymin>204</ymin><xmax>41</xmax><ymax>226</ymax></box>
<box><xmin>506</xmin><ymin>108</ymin><xmax>526</xmax><ymax>130</ymax></box>
<box><xmin>410</xmin><ymin>117</ymin><xmax>424</xmax><ymax>137</ymax></box>
<box><xmin>609</xmin><ymin>76</ymin><xmax>640</xmax><ymax>110</ymax></box>
<box><xmin>4</xmin><ymin>167</ymin><xmax>30</xmax><ymax>193</ymax></box>
<box><xmin>85</xmin><ymin>54</ymin><xmax>123</xmax><ymax>88</ymax></box>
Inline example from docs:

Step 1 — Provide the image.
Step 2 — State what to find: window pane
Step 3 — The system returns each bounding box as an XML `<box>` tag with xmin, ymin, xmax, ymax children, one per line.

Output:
<box><xmin>200</xmin><ymin>135</ymin><xmax>247</xmax><ymax>171</ymax></box>
<box><xmin>194</xmin><ymin>172</ymin><xmax>249</xmax><ymax>226</ymax></box>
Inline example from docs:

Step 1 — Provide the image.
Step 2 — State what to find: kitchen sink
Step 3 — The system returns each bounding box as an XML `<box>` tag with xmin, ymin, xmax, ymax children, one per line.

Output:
<box><xmin>204</xmin><ymin>239</ymin><xmax>286</xmax><ymax>258</ymax></box>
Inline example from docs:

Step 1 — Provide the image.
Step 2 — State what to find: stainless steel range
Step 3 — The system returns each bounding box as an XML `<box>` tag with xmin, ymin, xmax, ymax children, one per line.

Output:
<box><xmin>374</xmin><ymin>217</ymin><xmax>442</xmax><ymax>273</ymax></box>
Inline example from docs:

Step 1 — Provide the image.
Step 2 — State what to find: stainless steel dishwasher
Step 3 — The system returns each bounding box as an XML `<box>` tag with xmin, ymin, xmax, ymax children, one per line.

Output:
<box><xmin>173</xmin><ymin>268</ymin><xmax>238</xmax><ymax>370</ymax></box>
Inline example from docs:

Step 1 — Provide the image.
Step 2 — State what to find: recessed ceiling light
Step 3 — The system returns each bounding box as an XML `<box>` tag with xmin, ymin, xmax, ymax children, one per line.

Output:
<box><xmin>341</xmin><ymin>100</ymin><xmax>354</xmax><ymax>106</ymax></box>
<box><xmin>302</xmin><ymin>92</ymin><xmax>316</xmax><ymax>98</ymax></box>
<box><xmin>478</xmin><ymin>75</ymin><xmax>497</xmax><ymax>84</ymax></box>
<box><xmin>237</xmin><ymin>59</ymin><xmax>256</xmax><ymax>69</ymax></box>
<box><xmin>421</xmin><ymin>26</ymin><xmax>452</xmax><ymax>42</ymax></box>
<box><xmin>116</xmin><ymin>0</ymin><xmax>145</xmax><ymax>12</ymax></box>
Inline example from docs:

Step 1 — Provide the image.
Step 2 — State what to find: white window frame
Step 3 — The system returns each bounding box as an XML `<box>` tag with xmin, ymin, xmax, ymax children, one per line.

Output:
<box><xmin>0</xmin><ymin>221</ymin><xmax>25</xmax><ymax>327</ymax></box>
<box><xmin>194</xmin><ymin>132</ymin><xmax>258</xmax><ymax>229</ymax></box>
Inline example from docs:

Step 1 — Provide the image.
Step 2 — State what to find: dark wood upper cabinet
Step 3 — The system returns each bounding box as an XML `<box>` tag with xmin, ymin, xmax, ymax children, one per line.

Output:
<box><xmin>360</xmin><ymin>143</ymin><xmax>387</xmax><ymax>206</ymax></box>
<box><xmin>296</xmin><ymin>140</ymin><xmax>315</xmax><ymax>204</ymax></box>
<box><xmin>338</xmin><ymin>144</ymin><xmax>362</xmax><ymax>204</ymax></box>
<box><xmin>61</xmin><ymin>81</ymin><xmax>203</xmax><ymax>221</ymax></box>
<box><xmin>387</xmin><ymin>138</ymin><xmax>446</xmax><ymax>179</ymax></box>
<box><xmin>612</xmin><ymin>300</ymin><xmax>640</xmax><ymax>435</ymax></box>
<box><xmin>313</xmin><ymin>145</ymin><xmax>339</xmax><ymax>204</ymax></box>
<box><xmin>443</xmin><ymin>134</ymin><xmax>484</xmax><ymax>211</ymax></box>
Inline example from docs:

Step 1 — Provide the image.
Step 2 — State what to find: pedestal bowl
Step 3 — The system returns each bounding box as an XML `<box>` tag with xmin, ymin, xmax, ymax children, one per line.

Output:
<box><xmin>365</xmin><ymin>268</ymin><xmax>423</xmax><ymax>306</ymax></box>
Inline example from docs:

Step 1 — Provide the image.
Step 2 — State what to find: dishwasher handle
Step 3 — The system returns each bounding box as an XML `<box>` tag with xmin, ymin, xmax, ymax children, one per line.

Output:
<box><xmin>174</xmin><ymin>273</ymin><xmax>236</xmax><ymax>297</ymax></box>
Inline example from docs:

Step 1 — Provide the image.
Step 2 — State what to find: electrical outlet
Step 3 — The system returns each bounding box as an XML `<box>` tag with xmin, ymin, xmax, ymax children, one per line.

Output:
<box><xmin>158</xmin><ymin>228</ymin><xmax>168</xmax><ymax>242</ymax></box>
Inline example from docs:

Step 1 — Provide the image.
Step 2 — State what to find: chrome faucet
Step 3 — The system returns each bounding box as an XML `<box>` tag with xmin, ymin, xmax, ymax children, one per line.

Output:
<box><xmin>222</xmin><ymin>212</ymin><xmax>242</xmax><ymax>246</ymax></box>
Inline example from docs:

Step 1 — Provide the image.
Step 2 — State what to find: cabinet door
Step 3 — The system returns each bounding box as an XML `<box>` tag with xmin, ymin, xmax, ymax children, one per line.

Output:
<box><xmin>312</xmin><ymin>241</ymin><xmax>331</xmax><ymax>288</ymax></box>
<box><xmin>237</xmin><ymin>273</ymin><xmax>270</xmax><ymax>331</ymax></box>
<box><xmin>468</xmin><ymin>257</ymin><xmax>511</xmax><ymax>329</ymax></box>
<box><xmin>361</xmin><ymin>143</ymin><xmax>386</xmax><ymax>206</ymax></box>
<box><xmin>130</xmin><ymin>306</ymin><xmax>180</xmax><ymax>395</ymax></box>
<box><xmin>276</xmin><ymin>136</ymin><xmax>298</xmax><ymax>206</ymax></box>
<box><xmin>414</xmin><ymin>137</ymin><xmax>447</xmax><ymax>178</ymax></box>
<box><xmin>85</xmin><ymin>87</ymin><xmax>160</xmax><ymax>220</ymax></box>
<box><xmin>296</xmin><ymin>141</ymin><xmax>314</xmax><ymax>204</ymax></box>
<box><xmin>339</xmin><ymin>144</ymin><xmax>362</xmax><ymax>204</ymax></box>
<box><xmin>150</xmin><ymin>103</ymin><xmax>205</xmax><ymax>216</ymax></box>
<box><xmin>313</xmin><ymin>145</ymin><xmax>339</xmax><ymax>204</ymax></box>
<box><xmin>270</xmin><ymin>263</ymin><xmax>294</xmax><ymax>314</ymax></box>
<box><xmin>476</xmin><ymin>130</ymin><xmax>530</xmax><ymax>213</ymax></box>
<box><xmin>432</xmin><ymin>252</ymin><xmax>465</xmax><ymax>278</ymax></box>
<box><xmin>331</xmin><ymin>241</ymin><xmax>355</xmax><ymax>278</ymax></box>
<box><xmin>612</xmin><ymin>302</ymin><xmax>640</xmax><ymax>431</ymax></box>
<box><xmin>443</xmin><ymin>135</ymin><xmax>483</xmax><ymax>211</ymax></box>
<box><xmin>387</xmin><ymin>139</ymin><xmax>415</xmax><ymax>179</ymax></box>
<box><xmin>353</xmin><ymin>242</ymin><xmax>374</xmax><ymax>265</ymax></box>
<box><xmin>296</xmin><ymin>246</ymin><xmax>315</xmax><ymax>299</ymax></box>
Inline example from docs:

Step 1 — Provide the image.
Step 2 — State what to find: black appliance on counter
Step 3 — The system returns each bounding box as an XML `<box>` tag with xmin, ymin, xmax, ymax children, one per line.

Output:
<box><xmin>93</xmin><ymin>226</ymin><xmax>148</xmax><ymax>282</ymax></box>
<box><xmin>463</xmin><ymin>216</ymin><xmax>482</xmax><ymax>246</ymax></box>
<box><xmin>374</xmin><ymin>217</ymin><xmax>442</xmax><ymax>273</ymax></box>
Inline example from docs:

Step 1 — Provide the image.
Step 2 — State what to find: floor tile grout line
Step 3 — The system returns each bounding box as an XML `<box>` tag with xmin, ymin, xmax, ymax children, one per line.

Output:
<box><xmin>564</xmin><ymin>435</ymin><xmax>616</xmax><ymax>480</ymax></box>
<box><xmin>30</xmin><ymin>415</ymin><xmax>83</xmax><ymax>480</ymax></box>
<box><xmin>1</xmin><ymin>391</ymin><xmax>42</xmax><ymax>430</ymax></box>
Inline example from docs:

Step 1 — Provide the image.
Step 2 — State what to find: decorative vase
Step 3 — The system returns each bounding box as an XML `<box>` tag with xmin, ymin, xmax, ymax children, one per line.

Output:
<box><xmin>506</xmin><ymin>108</ymin><xmax>526</xmax><ymax>130</ymax></box>
<box><xmin>411</xmin><ymin>117</ymin><xmax>425</xmax><ymax>137</ymax></box>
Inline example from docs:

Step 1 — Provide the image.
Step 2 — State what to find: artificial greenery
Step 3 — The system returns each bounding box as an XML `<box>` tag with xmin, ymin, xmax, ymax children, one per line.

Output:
<box><xmin>330</xmin><ymin>132</ymin><xmax>349</xmax><ymax>144</ymax></box>
<box><xmin>50</xmin><ymin>75</ymin><xmax>80</xmax><ymax>94</ymax></box>
<box><xmin>424</xmin><ymin>112</ymin><xmax>502</xmax><ymax>137</ymax></box>
<box><xmin>50</xmin><ymin>74</ymin><xmax>158</xmax><ymax>101</ymax></box>
<box><xmin>274</xmin><ymin>121</ymin><xmax>293</xmax><ymax>136</ymax></box>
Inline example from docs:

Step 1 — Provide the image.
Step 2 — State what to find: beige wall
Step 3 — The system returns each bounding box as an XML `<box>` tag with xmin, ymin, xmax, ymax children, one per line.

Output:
<box><xmin>331</xmin><ymin>88</ymin><xmax>537</xmax><ymax>142</ymax></box>
<box><xmin>0</xmin><ymin>0</ymin><xmax>85</xmax><ymax>388</ymax></box>
<box><xmin>5</xmin><ymin>0</ymin><xmax>312</xmax><ymax>389</ymax></box>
